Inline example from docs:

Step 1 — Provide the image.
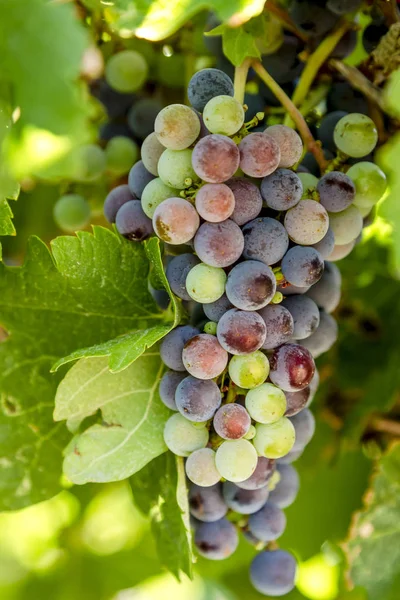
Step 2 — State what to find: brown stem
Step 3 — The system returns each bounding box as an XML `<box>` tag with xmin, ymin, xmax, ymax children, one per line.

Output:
<box><xmin>378</xmin><ymin>0</ymin><xmax>400</xmax><ymax>26</ymax></box>
<box><xmin>369</xmin><ymin>417</ymin><xmax>400</xmax><ymax>437</ymax></box>
<box><xmin>252</xmin><ymin>61</ymin><xmax>328</xmax><ymax>172</ymax></box>
<box><xmin>264</xmin><ymin>0</ymin><xmax>309</xmax><ymax>43</ymax></box>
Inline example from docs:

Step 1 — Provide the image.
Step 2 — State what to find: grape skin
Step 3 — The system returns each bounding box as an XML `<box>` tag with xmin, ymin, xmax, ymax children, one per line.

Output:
<box><xmin>290</xmin><ymin>408</ymin><xmax>316</xmax><ymax>451</ymax></box>
<box><xmin>194</xmin><ymin>220</ymin><xmax>244</xmax><ymax>268</ymax></box>
<box><xmin>115</xmin><ymin>200</ymin><xmax>153</xmax><ymax>241</ymax></box>
<box><xmin>284</xmin><ymin>200</ymin><xmax>329</xmax><ymax>245</ymax></box>
<box><xmin>327</xmin><ymin>240</ymin><xmax>356</xmax><ymax>261</ymax></box>
<box><xmin>282</xmin><ymin>295</ymin><xmax>320</xmax><ymax>340</ymax></box>
<box><xmin>226</xmin><ymin>178</ymin><xmax>263</xmax><ymax>226</ymax></box>
<box><xmin>281</xmin><ymin>246</ymin><xmax>324</xmax><ymax>287</ymax></box>
<box><xmin>141</xmin><ymin>132</ymin><xmax>166</xmax><ymax>176</ymax></box>
<box><xmin>317</xmin><ymin>171</ymin><xmax>356</xmax><ymax>213</ymax></box>
<box><xmin>250</xmin><ymin>550</ymin><xmax>297</xmax><ymax>596</ymax></box>
<box><xmin>306</xmin><ymin>261</ymin><xmax>341</xmax><ymax>313</ymax></box>
<box><xmin>182</xmin><ymin>334</ymin><xmax>228</xmax><ymax>379</ymax></box>
<box><xmin>317</xmin><ymin>111</ymin><xmax>348</xmax><ymax>152</ymax></box>
<box><xmin>268</xmin><ymin>463</ymin><xmax>300</xmax><ymax>508</ymax></box>
<box><xmin>105</xmin><ymin>136</ymin><xmax>139</xmax><ymax>175</ymax></box>
<box><xmin>311</xmin><ymin>227</ymin><xmax>336</xmax><ymax>259</ymax></box>
<box><xmin>195</xmin><ymin>183</ymin><xmax>235</xmax><ymax>222</ymax></box>
<box><xmin>203</xmin><ymin>95</ymin><xmax>244</xmax><ymax>136</ymax></box>
<box><xmin>261</xmin><ymin>169</ymin><xmax>303</xmax><ymax>211</ymax></box>
<box><xmin>213</xmin><ymin>403</ymin><xmax>251</xmax><ymax>440</ymax></box>
<box><xmin>164</xmin><ymin>413</ymin><xmax>209</xmax><ymax>457</ymax></box>
<box><xmin>236</xmin><ymin>457</ymin><xmax>275</xmax><ymax>490</ymax></box>
<box><xmin>347</xmin><ymin>162</ymin><xmax>387</xmax><ymax>209</ymax></box>
<box><xmin>192</xmin><ymin>134</ymin><xmax>240</xmax><ymax>183</ymax></box>
<box><xmin>229</xmin><ymin>351</ymin><xmax>270</xmax><ymax>389</ymax></box>
<box><xmin>127</xmin><ymin>98</ymin><xmax>163</xmax><ymax>140</ymax></box>
<box><xmin>258</xmin><ymin>305</ymin><xmax>294</xmax><ymax>350</ymax></box>
<box><xmin>185</xmin><ymin>448</ymin><xmax>221</xmax><ymax>487</ymax></box>
<box><xmin>54</xmin><ymin>194</ymin><xmax>91</xmax><ymax>233</ymax></box>
<box><xmin>245</xmin><ymin>383</ymin><xmax>287</xmax><ymax>424</ymax></box>
<box><xmin>203</xmin><ymin>294</ymin><xmax>233</xmax><ymax>322</ymax></box>
<box><xmin>226</xmin><ymin>261</ymin><xmax>277</xmax><ymax>311</ymax></box>
<box><xmin>159</xmin><ymin>370</ymin><xmax>186</xmax><ymax>410</ymax></box>
<box><xmin>242</xmin><ymin>218</ymin><xmax>289</xmax><ymax>266</ymax></box>
<box><xmin>215</xmin><ymin>439</ymin><xmax>258</xmax><ymax>482</ymax></box>
<box><xmin>301</xmin><ymin>311</ymin><xmax>338</xmax><ymax>358</ymax></box>
<box><xmin>298</xmin><ymin>172</ymin><xmax>319</xmax><ymax>199</ymax></box>
<box><xmin>158</xmin><ymin>149</ymin><xmax>199</xmax><ymax>189</ymax></box>
<box><xmin>153</xmin><ymin>197</ymin><xmax>200</xmax><ymax>244</ymax></box>
<box><xmin>285</xmin><ymin>387</ymin><xmax>311</xmax><ymax>417</ymax></box>
<box><xmin>128</xmin><ymin>160</ymin><xmax>155</xmax><ymax>197</ymax></box>
<box><xmin>175</xmin><ymin>375</ymin><xmax>221</xmax><ymax>422</ymax></box>
<box><xmin>329</xmin><ymin>205</ymin><xmax>363</xmax><ymax>245</ymax></box>
<box><xmin>188</xmin><ymin>68</ymin><xmax>234</xmax><ymax>112</ymax></box>
<box><xmin>239</xmin><ymin>133</ymin><xmax>281</xmax><ymax>178</ymax></box>
<box><xmin>155</xmin><ymin>104</ymin><xmax>200</xmax><ymax>150</ymax></box>
<box><xmin>253</xmin><ymin>417</ymin><xmax>296</xmax><ymax>459</ymax></box>
<box><xmin>195</xmin><ymin>518</ymin><xmax>238</xmax><ymax>560</ymax></box>
<box><xmin>264</xmin><ymin>125</ymin><xmax>303</xmax><ymax>168</ymax></box>
<box><xmin>166</xmin><ymin>253</ymin><xmax>200</xmax><ymax>301</ymax></box>
<box><xmin>334</xmin><ymin>113</ymin><xmax>378</xmax><ymax>158</ymax></box>
<box><xmin>141</xmin><ymin>178</ymin><xmax>179</xmax><ymax>218</ymax></box>
<box><xmin>160</xmin><ymin>325</ymin><xmax>199</xmax><ymax>371</ymax></box>
<box><xmin>248</xmin><ymin>502</ymin><xmax>287</xmax><ymax>542</ymax></box>
<box><xmin>186</xmin><ymin>263</ymin><xmax>227</xmax><ymax>304</ymax></box>
<box><xmin>269</xmin><ymin>343</ymin><xmax>315</xmax><ymax>392</ymax></box>
<box><xmin>217</xmin><ymin>309</ymin><xmax>267</xmax><ymax>355</ymax></box>
<box><xmin>223</xmin><ymin>482</ymin><xmax>270</xmax><ymax>514</ymax></box>
<box><xmin>189</xmin><ymin>483</ymin><xmax>227</xmax><ymax>522</ymax></box>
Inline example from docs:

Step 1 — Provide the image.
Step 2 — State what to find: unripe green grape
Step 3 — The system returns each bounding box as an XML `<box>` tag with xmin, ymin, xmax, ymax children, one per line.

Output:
<box><xmin>53</xmin><ymin>194</ymin><xmax>91</xmax><ymax>232</ymax></box>
<box><xmin>203</xmin><ymin>95</ymin><xmax>245</xmax><ymax>136</ymax></box>
<box><xmin>158</xmin><ymin>149</ymin><xmax>199</xmax><ymax>189</ymax></box>
<box><xmin>70</xmin><ymin>144</ymin><xmax>106</xmax><ymax>182</ymax></box>
<box><xmin>141</xmin><ymin>178</ymin><xmax>179</xmax><ymax>218</ymax></box>
<box><xmin>346</xmin><ymin>162</ymin><xmax>387</xmax><ymax>209</ymax></box>
<box><xmin>105</xmin><ymin>50</ymin><xmax>148</xmax><ymax>93</ymax></box>
<box><xmin>186</xmin><ymin>263</ymin><xmax>226</xmax><ymax>304</ymax></box>
<box><xmin>297</xmin><ymin>172</ymin><xmax>319</xmax><ymax>199</ymax></box>
<box><xmin>253</xmin><ymin>418</ymin><xmax>295</xmax><ymax>459</ymax></box>
<box><xmin>245</xmin><ymin>383</ymin><xmax>287</xmax><ymax>424</ymax></box>
<box><xmin>333</xmin><ymin>113</ymin><xmax>378</xmax><ymax>158</ymax></box>
<box><xmin>329</xmin><ymin>205</ymin><xmax>363</xmax><ymax>245</ymax></box>
<box><xmin>141</xmin><ymin>132</ymin><xmax>165</xmax><ymax>176</ymax></box>
<box><xmin>229</xmin><ymin>351</ymin><xmax>270</xmax><ymax>389</ymax></box>
<box><xmin>105</xmin><ymin>136</ymin><xmax>139</xmax><ymax>175</ymax></box>
<box><xmin>164</xmin><ymin>413</ymin><xmax>209</xmax><ymax>457</ymax></box>
<box><xmin>204</xmin><ymin>321</ymin><xmax>218</xmax><ymax>335</ymax></box>
<box><xmin>155</xmin><ymin>104</ymin><xmax>200</xmax><ymax>150</ymax></box>
<box><xmin>215</xmin><ymin>439</ymin><xmax>258</xmax><ymax>482</ymax></box>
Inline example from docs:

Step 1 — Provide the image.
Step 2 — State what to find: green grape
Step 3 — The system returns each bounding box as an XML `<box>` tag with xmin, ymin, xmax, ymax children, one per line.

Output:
<box><xmin>347</xmin><ymin>162</ymin><xmax>387</xmax><ymax>209</ymax></box>
<box><xmin>245</xmin><ymin>383</ymin><xmax>287</xmax><ymax>424</ymax></box>
<box><xmin>215</xmin><ymin>439</ymin><xmax>258</xmax><ymax>482</ymax></box>
<box><xmin>244</xmin><ymin>425</ymin><xmax>256</xmax><ymax>440</ymax></box>
<box><xmin>163</xmin><ymin>413</ymin><xmax>209</xmax><ymax>457</ymax></box>
<box><xmin>298</xmin><ymin>172</ymin><xmax>319</xmax><ymax>199</ymax></box>
<box><xmin>253</xmin><ymin>418</ymin><xmax>295</xmax><ymax>459</ymax></box>
<box><xmin>53</xmin><ymin>194</ymin><xmax>91</xmax><ymax>233</ymax></box>
<box><xmin>105</xmin><ymin>136</ymin><xmax>139</xmax><ymax>176</ymax></box>
<box><xmin>155</xmin><ymin>104</ymin><xmax>200</xmax><ymax>150</ymax></box>
<box><xmin>70</xmin><ymin>144</ymin><xmax>106</xmax><ymax>182</ymax></box>
<box><xmin>329</xmin><ymin>205</ymin><xmax>363</xmax><ymax>245</ymax></box>
<box><xmin>229</xmin><ymin>351</ymin><xmax>270</xmax><ymax>389</ymax></box>
<box><xmin>203</xmin><ymin>95</ymin><xmax>245</xmax><ymax>136</ymax></box>
<box><xmin>204</xmin><ymin>321</ymin><xmax>218</xmax><ymax>335</ymax></box>
<box><xmin>158</xmin><ymin>148</ymin><xmax>199</xmax><ymax>189</ymax></box>
<box><xmin>185</xmin><ymin>448</ymin><xmax>221</xmax><ymax>487</ymax></box>
<box><xmin>141</xmin><ymin>178</ymin><xmax>179</xmax><ymax>218</ymax></box>
<box><xmin>186</xmin><ymin>263</ymin><xmax>226</xmax><ymax>304</ymax></box>
<box><xmin>141</xmin><ymin>132</ymin><xmax>165</xmax><ymax>176</ymax></box>
<box><xmin>333</xmin><ymin>113</ymin><xmax>378</xmax><ymax>158</ymax></box>
<box><xmin>105</xmin><ymin>50</ymin><xmax>148</xmax><ymax>93</ymax></box>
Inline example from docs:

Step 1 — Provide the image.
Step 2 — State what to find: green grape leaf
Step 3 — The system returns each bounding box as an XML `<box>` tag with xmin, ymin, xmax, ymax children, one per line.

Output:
<box><xmin>0</xmin><ymin>227</ymin><xmax>170</xmax><ymax>510</ymax></box>
<box><xmin>221</xmin><ymin>25</ymin><xmax>261</xmax><ymax>67</ymax></box>
<box><xmin>107</xmin><ymin>0</ymin><xmax>265</xmax><ymax>42</ymax></box>
<box><xmin>345</xmin><ymin>443</ymin><xmax>400</xmax><ymax>600</ymax></box>
<box><xmin>52</xmin><ymin>236</ymin><xmax>181</xmax><ymax>373</ymax></box>
<box><xmin>0</xmin><ymin>105</ymin><xmax>19</xmax><ymax>236</ymax></box>
<box><xmin>54</xmin><ymin>354</ymin><xmax>169</xmax><ymax>484</ymax></box>
<box><xmin>130</xmin><ymin>453</ymin><xmax>194</xmax><ymax>580</ymax></box>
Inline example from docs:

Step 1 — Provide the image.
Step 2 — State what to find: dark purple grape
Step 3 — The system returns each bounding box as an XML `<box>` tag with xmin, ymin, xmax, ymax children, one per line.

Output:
<box><xmin>128</xmin><ymin>160</ymin><xmax>155</xmax><ymax>198</ymax></box>
<box><xmin>258</xmin><ymin>305</ymin><xmax>294</xmax><ymax>350</ymax></box>
<box><xmin>290</xmin><ymin>408</ymin><xmax>316</xmax><ymax>451</ymax></box>
<box><xmin>317</xmin><ymin>111</ymin><xmax>347</xmax><ymax>153</ymax></box>
<box><xmin>269</xmin><ymin>343</ymin><xmax>315</xmax><ymax>392</ymax></box>
<box><xmin>159</xmin><ymin>371</ymin><xmax>186</xmax><ymax>410</ymax></box>
<box><xmin>285</xmin><ymin>387</ymin><xmax>311</xmax><ymax>417</ymax></box>
<box><xmin>260</xmin><ymin>35</ymin><xmax>304</xmax><ymax>84</ymax></box>
<box><xmin>175</xmin><ymin>375</ymin><xmax>221</xmax><ymax>422</ymax></box>
<box><xmin>160</xmin><ymin>325</ymin><xmax>199</xmax><ymax>371</ymax></box>
<box><xmin>331</xmin><ymin>28</ymin><xmax>357</xmax><ymax>59</ymax></box>
<box><xmin>115</xmin><ymin>200</ymin><xmax>153</xmax><ymax>241</ymax></box>
<box><xmin>327</xmin><ymin>82</ymin><xmax>368</xmax><ymax>115</ymax></box>
<box><xmin>166</xmin><ymin>253</ymin><xmax>200</xmax><ymax>300</ymax></box>
<box><xmin>268</xmin><ymin>464</ymin><xmax>300</xmax><ymax>507</ymax></box>
<box><xmin>281</xmin><ymin>246</ymin><xmax>324</xmax><ymax>287</ymax></box>
<box><xmin>260</xmin><ymin>169</ymin><xmax>303</xmax><ymax>211</ymax></box>
<box><xmin>90</xmin><ymin>79</ymin><xmax>135</xmax><ymax>119</ymax></box>
<box><xmin>362</xmin><ymin>21</ymin><xmax>388</xmax><ymax>53</ymax></box>
<box><xmin>192</xmin><ymin>134</ymin><xmax>240</xmax><ymax>183</ymax></box>
<box><xmin>242</xmin><ymin>218</ymin><xmax>289</xmax><ymax>266</ymax></box>
<box><xmin>317</xmin><ymin>171</ymin><xmax>356</xmax><ymax>213</ymax></box>
<box><xmin>195</xmin><ymin>518</ymin><xmax>238</xmax><ymax>560</ymax></box>
<box><xmin>290</xmin><ymin>0</ymin><xmax>338</xmax><ymax>37</ymax></box>
<box><xmin>203</xmin><ymin>294</ymin><xmax>233</xmax><ymax>322</ymax></box>
<box><xmin>244</xmin><ymin>92</ymin><xmax>265</xmax><ymax>119</ymax></box>
<box><xmin>250</xmin><ymin>550</ymin><xmax>297</xmax><ymax>596</ymax></box>
<box><xmin>194</xmin><ymin>220</ymin><xmax>244</xmax><ymax>268</ymax></box>
<box><xmin>149</xmin><ymin>284</ymin><xmax>170</xmax><ymax>310</ymax></box>
<box><xmin>104</xmin><ymin>184</ymin><xmax>135</xmax><ymax>223</ymax></box>
<box><xmin>226</xmin><ymin>178</ymin><xmax>263</xmax><ymax>226</ymax></box>
<box><xmin>277</xmin><ymin>448</ymin><xmax>303</xmax><ymax>464</ymax></box>
<box><xmin>222</xmin><ymin>482</ymin><xmax>269</xmax><ymax>514</ymax></box>
<box><xmin>226</xmin><ymin>261</ymin><xmax>276</xmax><ymax>311</ymax></box>
<box><xmin>248</xmin><ymin>502</ymin><xmax>287</xmax><ymax>542</ymax></box>
<box><xmin>236</xmin><ymin>457</ymin><xmax>275</xmax><ymax>490</ymax></box>
<box><xmin>127</xmin><ymin>98</ymin><xmax>163</xmax><ymax>140</ymax></box>
<box><xmin>216</xmin><ymin>309</ymin><xmax>266</xmax><ymax>355</ymax></box>
<box><xmin>182</xmin><ymin>333</ymin><xmax>228</xmax><ymax>379</ymax></box>
<box><xmin>301</xmin><ymin>310</ymin><xmax>338</xmax><ymax>357</ymax></box>
<box><xmin>311</xmin><ymin>227</ymin><xmax>335</xmax><ymax>259</ymax></box>
<box><xmin>301</xmin><ymin>148</ymin><xmax>334</xmax><ymax>176</ymax></box>
<box><xmin>282</xmin><ymin>295</ymin><xmax>320</xmax><ymax>340</ymax></box>
<box><xmin>306</xmin><ymin>261</ymin><xmax>341</xmax><ymax>313</ymax></box>
<box><xmin>188</xmin><ymin>68</ymin><xmax>234</xmax><ymax>112</ymax></box>
<box><xmin>213</xmin><ymin>403</ymin><xmax>251</xmax><ymax>440</ymax></box>
<box><xmin>189</xmin><ymin>483</ymin><xmax>227</xmax><ymax>522</ymax></box>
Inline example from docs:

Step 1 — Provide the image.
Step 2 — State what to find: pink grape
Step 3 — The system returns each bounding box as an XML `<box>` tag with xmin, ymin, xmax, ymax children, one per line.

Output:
<box><xmin>194</xmin><ymin>220</ymin><xmax>244</xmax><ymax>267</ymax></box>
<box><xmin>153</xmin><ymin>197</ymin><xmax>200</xmax><ymax>244</ymax></box>
<box><xmin>182</xmin><ymin>334</ymin><xmax>228</xmax><ymax>379</ymax></box>
<box><xmin>239</xmin><ymin>133</ymin><xmax>280</xmax><ymax>178</ymax></box>
<box><xmin>192</xmin><ymin>134</ymin><xmax>240</xmax><ymax>183</ymax></box>
<box><xmin>269</xmin><ymin>343</ymin><xmax>315</xmax><ymax>392</ymax></box>
<box><xmin>217</xmin><ymin>308</ymin><xmax>267</xmax><ymax>355</ymax></box>
<box><xmin>213</xmin><ymin>404</ymin><xmax>251</xmax><ymax>440</ymax></box>
<box><xmin>195</xmin><ymin>183</ymin><xmax>235</xmax><ymax>222</ymax></box>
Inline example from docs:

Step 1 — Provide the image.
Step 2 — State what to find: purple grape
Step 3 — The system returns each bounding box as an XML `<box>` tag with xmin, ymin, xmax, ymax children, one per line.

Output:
<box><xmin>175</xmin><ymin>375</ymin><xmax>221</xmax><ymax>422</ymax></box>
<box><xmin>306</xmin><ymin>261</ymin><xmax>341</xmax><ymax>313</ymax></box>
<box><xmin>268</xmin><ymin>464</ymin><xmax>300</xmax><ymax>508</ymax></box>
<box><xmin>242</xmin><ymin>218</ymin><xmax>289</xmax><ymax>266</ymax></box>
<box><xmin>277</xmin><ymin>448</ymin><xmax>304</xmax><ymax>464</ymax></box>
<box><xmin>290</xmin><ymin>0</ymin><xmax>338</xmax><ymax>36</ymax></box>
<box><xmin>153</xmin><ymin>197</ymin><xmax>200</xmax><ymax>245</ymax></box>
<box><xmin>182</xmin><ymin>333</ymin><xmax>228</xmax><ymax>379</ymax></box>
<box><xmin>258</xmin><ymin>305</ymin><xmax>294</xmax><ymax>350</ymax></box>
<box><xmin>317</xmin><ymin>171</ymin><xmax>356</xmax><ymax>212</ymax></box>
<box><xmin>128</xmin><ymin>160</ymin><xmax>155</xmax><ymax>197</ymax></box>
<box><xmin>166</xmin><ymin>253</ymin><xmax>200</xmax><ymax>300</ymax></box>
<box><xmin>311</xmin><ymin>227</ymin><xmax>335</xmax><ymax>259</ymax></box>
<box><xmin>260</xmin><ymin>36</ymin><xmax>303</xmax><ymax>85</ymax></box>
<box><xmin>188</xmin><ymin>68</ymin><xmax>234</xmax><ymax>112</ymax></box>
<box><xmin>285</xmin><ymin>387</ymin><xmax>311</xmax><ymax>417</ymax></box>
<box><xmin>264</xmin><ymin>125</ymin><xmax>303</xmax><ymax>168</ymax></box>
<box><xmin>222</xmin><ymin>482</ymin><xmax>269</xmax><ymax>514</ymax></box>
<box><xmin>250</xmin><ymin>550</ymin><xmax>297</xmax><ymax>596</ymax></box>
<box><xmin>160</xmin><ymin>325</ymin><xmax>199</xmax><ymax>371</ymax></box>
<box><xmin>226</xmin><ymin>261</ymin><xmax>277</xmax><ymax>311</ymax></box>
<box><xmin>189</xmin><ymin>483</ymin><xmax>227</xmax><ymax>522</ymax></box>
<box><xmin>239</xmin><ymin>133</ymin><xmax>280</xmax><ymax>178</ymax></box>
<box><xmin>261</xmin><ymin>168</ymin><xmax>303</xmax><ymax>211</ymax></box>
<box><xmin>301</xmin><ymin>310</ymin><xmax>338</xmax><ymax>357</ymax></box>
<box><xmin>281</xmin><ymin>246</ymin><xmax>324</xmax><ymax>287</ymax></box>
<box><xmin>236</xmin><ymin>457</ymin><xmax>275</xmax><ymax>490</ymax></box>
<box><xmin>159</xmin><ymin>371</ymin><xmax>186</xmax><ymax>410</ymax></box>
<box><xmin>248</xmin><ymin>502</ymin><xmax>287</xmax><ymax>542</ymax></box>
<box><xmin>195</xmin><ymin>518</ymin><xmax>238</xmax><ymax>560</ymax></box>
<box><xmin>269</xmin><ymin>343</ymin><xmax>315</xmax><ymax>392</ymax></box>
<box><xmin>317</xmin><ymin>111</ymin><xmax>347</xmax><ymax>153</ymax></box>
<box><xmin>290</xmin><ymin>408</ymin><xmax>316</xmax><ymax>451</ymax></box>
<box><xmin>104</xmin><ymin>184</ymin><xmax>135</xmax><ymax>223</ymax></box>
<box><xmin>226</xmin><ymin>178</ymin><xmax>263</xmax><ymax>226</ymax></box>
<box><xmin>203</xmin><ymin>294</ymin><xmax>233</xmax><ymax>322</ymax></box>
<box><xmin>194</xmin><ymin>220</ymin><xmax>244</xmax><ymax>268</ymax></box>
<box><xmin>216</xmin><ymin>309</ymin><xmax>266</xmax><ymax>355</ymax></box>
<box><xmin>213</xmin><ymin>403</ymin><xmax>251</xmax><ymax>440</ymax></box>
<box><xmin>192</xmin><ymin>134</ymin><xmax>240</xmax><ymax>183</ymax></box>
<box><xmin>282</xmin><ymin>295</ymin><xmax>320</xmax><ymax>340</ymax></box>
<box><xmin>115</xmin><ymin>200</ymin><xmax>153</xmax><ymax>241</ymax></box>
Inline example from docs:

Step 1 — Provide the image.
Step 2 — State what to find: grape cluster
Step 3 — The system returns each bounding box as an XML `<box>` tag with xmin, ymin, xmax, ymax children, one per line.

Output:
<box><xmin>103</xmin><ymin>67</ymin><xmax>386</xmax><ymax>596</ymax></box>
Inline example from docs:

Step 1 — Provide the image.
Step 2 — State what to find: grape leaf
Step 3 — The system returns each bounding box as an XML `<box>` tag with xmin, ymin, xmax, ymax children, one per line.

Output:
<box><xmin>345</xmin><ymin>443</ymin><xmax>400</xmax><ymax>600</ymax></box>
<box><xmin>54</xmin><ymin>353</ymin><xmax>169</xmax><ymax>484</ymax></box>
<box><xmin>0</xmin><ymin>227</ymin><xmax>171</xmax><ymax>510</ymax></box>
<box><xmin>0</xmin><ymin>105</ymin><xmax>19</xmax><ymax>236</ymax></box>
<box><xmin>51</xmin><ymin>236</ymin><xmax>181</xmax><ymax>373</ymax></box>
<box><xmin>130</xmin><ymin>453</ymin><xmax>194</xmax><ymax>580</ymax></box>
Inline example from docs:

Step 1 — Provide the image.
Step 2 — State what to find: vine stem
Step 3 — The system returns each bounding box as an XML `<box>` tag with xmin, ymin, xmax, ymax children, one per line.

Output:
<box><xmin>370</xmin><ymin>417</ymin><xmax>400</xmax><ymax>437</ymax></box>
<box><xmin>234</xmin><ymin>58</ymin><xmax>251</xmax><ymax>105</ymax></box>
<box><xmin>283</xmin><ymin>19</ymin><xmax>350</xmax><ymax>126</ymax></box>
<box><xmin>252</xmin><ymin>60</ymin><xmax>328</xmax><ymax>171</ymax></box>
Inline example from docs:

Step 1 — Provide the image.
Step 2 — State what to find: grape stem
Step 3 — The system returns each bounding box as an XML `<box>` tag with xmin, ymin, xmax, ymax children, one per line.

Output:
<box><xmin>252</xmin><ymin>60</ymin><xmax>328</xmax><ymax>171</ymax></box>
<box><xmin>234</xmin><ymin>58</ymin><xmax>251</xmax><ymax>105</ymax></box>
<box><xmin>370</xmin><ymin>417</ymin><xmax>400</xmax><ymax>437</ymax></box>
<box><xmin>264</xmin><ymin>0</ymin><xmax>309</xmax><ymax>43</ymax></box>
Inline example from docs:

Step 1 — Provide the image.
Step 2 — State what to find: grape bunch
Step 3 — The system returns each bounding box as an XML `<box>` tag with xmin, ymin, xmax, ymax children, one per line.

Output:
<box><xmin>103</xmin><ymin>67</ymin><xmax>386</xmax><ymax>596</ymax></box>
